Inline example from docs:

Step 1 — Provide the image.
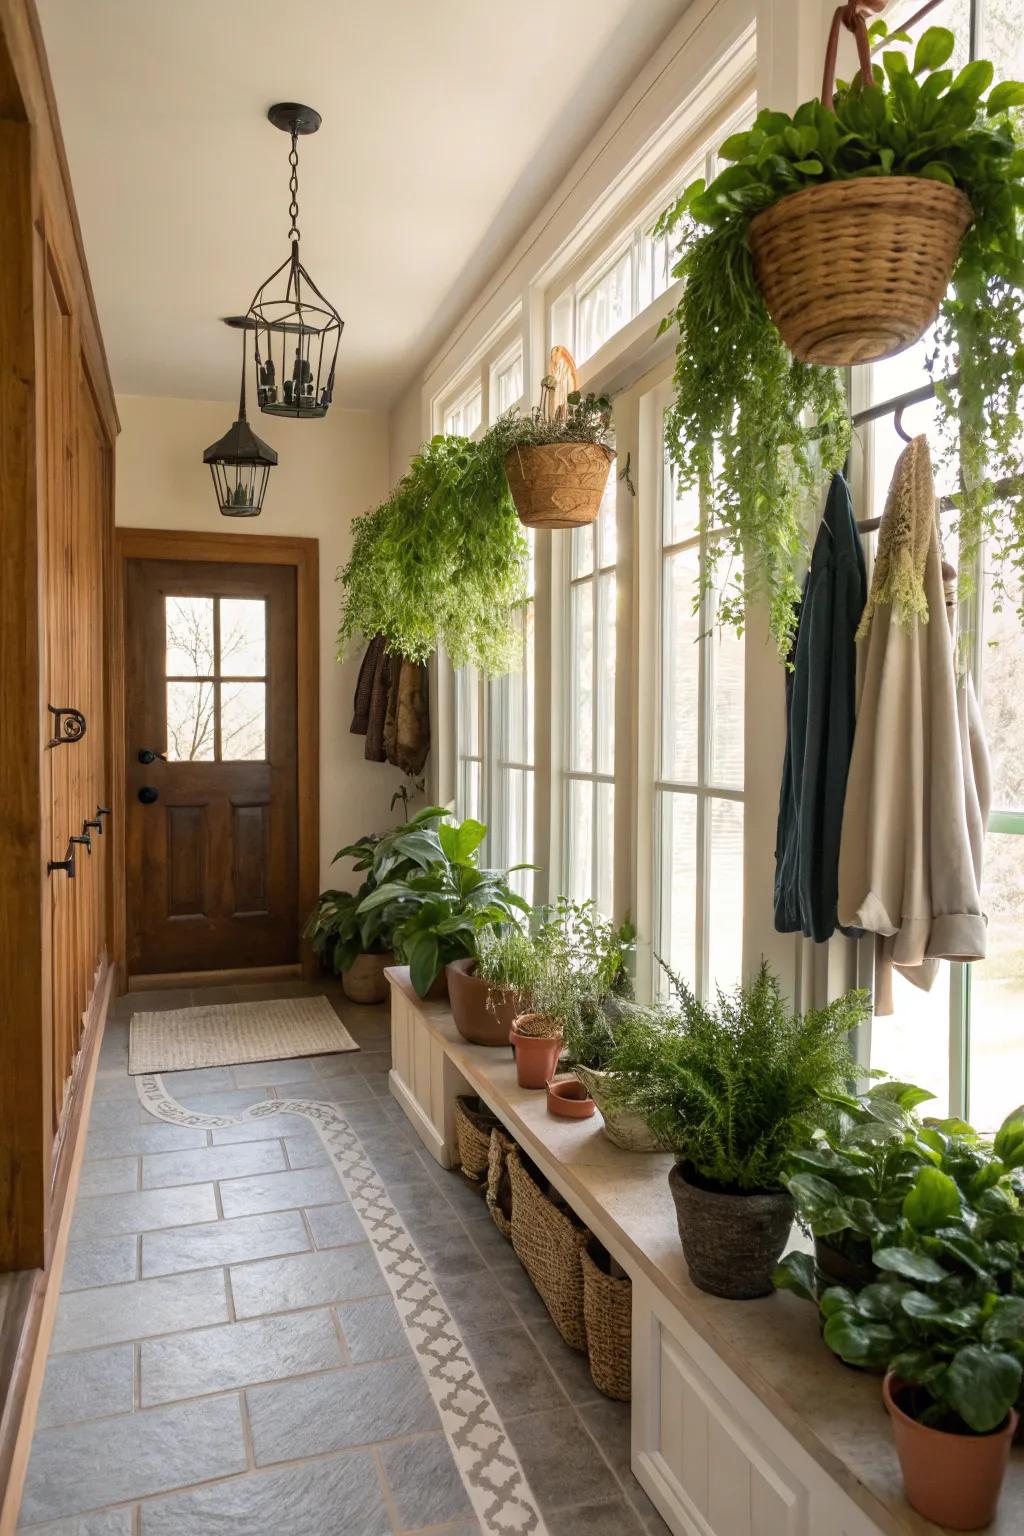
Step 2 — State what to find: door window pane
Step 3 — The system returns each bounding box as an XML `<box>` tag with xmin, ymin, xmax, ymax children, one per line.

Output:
<box><xmin>220</xmin><ymin>682</ymin><xmax>266</xmax><ymax>761</ymax></box>
<box><xmin>165</xmin><ymin>596</ymin><xmax>214</xmax><ymax>677</ymax></box>
<box><xmin>166</xmin><ymin>680</ymin><xmax>215</xmax><ymax>761</ymax></box>
<box><xmin>707</xmin><ymin>797</ymin><xmax>743</xmax><ymax>997</ymax></box>
<box><xmin>220</xmin><ymin>598</ymin><xmax>266</xmax><ymax>677</ymax></box>
<box><xmin>658</xmin><ymin>791</ymin><xmax>697</xmax><ymax>994</ymax></box>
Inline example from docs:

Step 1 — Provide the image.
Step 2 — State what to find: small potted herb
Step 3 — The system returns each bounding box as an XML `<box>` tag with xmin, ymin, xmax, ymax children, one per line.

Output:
<box><xmin>609</xmin><ymin>964</ymin><xmax>866</xmax><ymax>1298</ymax></box>
<box><xmin>447</xmin><ymin>922</ymin><xmax>542</xmax><ymax>1047</ymax></box>
<box><xmin>817</xmin><ymin>1107</ymin><xmax>1024</xmax><ymax>1530</ymax></box>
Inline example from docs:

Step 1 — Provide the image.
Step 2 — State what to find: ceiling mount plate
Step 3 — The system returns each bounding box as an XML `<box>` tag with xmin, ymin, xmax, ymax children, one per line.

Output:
<box><xmin>267</xmin><ymin>102</ymin><xmax>321</xmax><ymax>136</ymax></box>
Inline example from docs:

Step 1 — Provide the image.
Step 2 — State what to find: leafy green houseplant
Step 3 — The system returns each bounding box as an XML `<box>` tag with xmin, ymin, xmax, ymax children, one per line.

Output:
<box><xmin>356</xmin><ymin>811</ymin><xmax>530</xmax><ymax>998</ymax></box>
<box><xmin>658</xmin><ymin>21</ymin><xmax>1024</xmax><ymax>653</ymax></box>
<box><xmin>606</xmin><ymin>964</ymin><xmax>866</xmax><ymax>1296</ymax></box>
<box><xmin>304</xmin><ymin>830</ymin><xmax>408</xmax><ymax>1003</ymax></box>
<box><xmin>811</xmin><ymin>1107</ymin><xmax>1024</xmax><ymax>1528</ymax></box>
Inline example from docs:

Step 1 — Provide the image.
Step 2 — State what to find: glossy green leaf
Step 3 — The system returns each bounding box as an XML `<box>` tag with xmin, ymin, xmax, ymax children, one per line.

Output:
<box><xmin>944</xmin><ymin>1345</ymin><xmax>1021</xmax><ymax>1432</ymax></box>
<box><xmin>873</xmin><ymin>1247</ymin><xmax>948</xmax><ymax>1283</ymax></box>
<box><xmin>904</xmin><ymin>1166</ymin><xmax>961</xmax><ymax>1229</ymax></box>
<box><xmin>913</xmin><ymin>27</ymin><xmax>955</xmax><ymax>74</ymax></box>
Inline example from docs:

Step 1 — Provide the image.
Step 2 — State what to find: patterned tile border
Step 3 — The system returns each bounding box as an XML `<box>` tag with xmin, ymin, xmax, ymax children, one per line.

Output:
<box><xmin>136</xmin><ymin>1074</ymin><xmax>548</xmax><ymax>1536</ymax></box>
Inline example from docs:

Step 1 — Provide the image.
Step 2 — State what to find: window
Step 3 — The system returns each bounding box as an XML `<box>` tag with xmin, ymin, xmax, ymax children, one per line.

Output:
<box><xmin>443</xmin><ymin>381</ymin><xmax>483</xmax><ymax>438</ymax></box>
<box><xmin>489</xmin><ymin>533</ymin><xmax>536</xmax><ymax>900</ymax></box>
<box><xmin>652</xmin><ymin>404</ymin><xmax>744</xmax><ymax>998</ymax></box>
<box><xmin>454</xmin><ymin>664</ymin><xmax>485</xmax><ymax>830</ymax></box>
<box><xmin>565</xmin><ymin>468</ymin><xmax>617</xmax><ymax>915</ymax></box>
<box><xmin>491</xmin><ymin>345</ymin><xmax>524</xmax><ymax>418</ymax></box>
<box><xmin>164</xmin><ymin>594</ymin><xmax>266</xmax><ymax>762</ymax></box>
<box><xmin>858</xmin><ymin>0</ymin><xmax>1024</xmax><ymax>1131</ymax></box>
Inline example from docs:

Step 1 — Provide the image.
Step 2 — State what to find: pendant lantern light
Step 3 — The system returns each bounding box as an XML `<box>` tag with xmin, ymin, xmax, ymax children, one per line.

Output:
<box><xmin>247</xmin><ymin>103</ymin><xmax>343</xmax><ymax>418</ymax></box>
<box><xmin>203</xmin><ymin>332</ymin><xmax>278</xmax><ymax>517</ymax></box>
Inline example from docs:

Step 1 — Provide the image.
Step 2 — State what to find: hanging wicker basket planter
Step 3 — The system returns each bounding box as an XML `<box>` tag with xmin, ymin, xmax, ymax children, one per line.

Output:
<box><xmin>749</xmin><ymin>177</ymin><xmax>973</xmax><ymax>365</ymax></box>
<box><xmin>747</xmin><ymin>1</ymin><xmax>974</xmax><ymax>366</ymax></box>
<box><xmin>504</xmin><ymin>441</ymin><xmax>615</xmax><ymax>530</ymax></box>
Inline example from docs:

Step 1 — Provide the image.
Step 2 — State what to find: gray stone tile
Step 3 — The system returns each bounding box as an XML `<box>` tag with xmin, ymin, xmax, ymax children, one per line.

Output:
<box><xmin>158</xmin><ymin>1067</ymin><xmax>236</xmax><ymax>1095</ymax></box>
<box><xmin>140</xmin><ymin>1309</ymin><xmax>342</xmax><ymax>1404</ymax></box>
<box><xmin>431</xmin><ymin>1167</ymin><xmax>491</xmax><ymax>1221</ymax></box>
<box><xmin>77</xmin><ymin>1157</ymin><xmax>139</xmax><ymax>1197</ymax></box>
<box><xmin>230</xmin><ymin>1057</ymin><xmax>322</xmax><ymax>1087</ymax></box>
<box><xmin>543</xmin><ymin>1499</ymin><xmax>647</xmax><ymax>1535</ymax></box>
<box><xmin>19</xmin><ymin>1395</ymin><xmax>247</xmax><ymax>1526</ymax></box>
<box><xmin>497</xmin><ymin>1262</ymin><xmax>563</xmax><ymax>1331</ymax></box>
<box><xmin>86</xmin><ymin>1100</ymin><xmax>144</xmax><ymax>1131</ymax></box>
<box><xmin>141</xmin><ymin>1139</ymin><xmax>285</xmax><ymax>1189</ymax></box>
<box><xmin>62</xmin><ymin>1235</ymin><xmax>138</xmax><ymax>1293</ymax></box>
<box><xmin>333</xmin><ymin>1100</ymin><xmax>394</xmax><ymax>1131</ymax></box>
<box><xmin>496</xmin><ymin>1408</ymin><xmax>620</xmax><ymax>1514</ymax></box>
<box><xmin>136</xmin><ymin>1452</ymin><xmax>392</xmax><ymax>1535</ymax></box>
<box><xmin>36</xmin><ymin>1345</ymin><xmax>134</xmax><ymax>1429</ymax></box>
<box><xmin>310</xmin><ymin>1053</ymin><xmax>376</xmax><ymax>1080</ymax></box>
<box><xmin>358</xmin><ymin>1146</ymin><xmax>428</xmax><ymax>1182</ymax></box>
<box><xmin>91</xmin><ymin>1071</ymin><xmax>143</xmax><ymax>1101</ymax></box>
<box><xmin>411</xmin><ymin>1224</ymin><xmax>488</xmax><ymax>1280</ymax></box>
<box><xmin>70</xmin><ymin>1183</ymin><xmax>217</xmax><ymax>1241</ymax></box>
<box><xmin>303</xmin><ymin>1201</ymin><xmax>366</xmax><ymax>1250</ymax></box>
<box><xmin>466</xmin><ymin>1213</ymin><xmax>521</xmax><ymax>1269</ymax></box>
<box><xmin>335</xmin><ymin>1294</ymin><xmax>411</xmax><ymax>1363</ymax></box>
<box><xmin>282</xmin><ymin>1135</ymin><xmax>329</xmax><ymax>1169</ymax></box>
<box><xmin>432</xmin><ymin>1272</ymin><xmax>513</xmax><ymax>1334</ymax></box>
<box><xmin>578</xmin><ymin>1396</ymin><xmax>633</xmax><ymax>1481</ymax></box>
<box><xmin>230</xmin><ymin>1245</ymin><xmax>386</xmax><ymax>1318</ymax></box>
<box><xmin>210</xmin><ymin>1116</ymin><xmax>298</xmax><ymax>1146</ymax></box>
<box><xmin>141</xmin><ymin>1210</ymin><xmax>309</xmax><ymax>1278</ymax></box>
<box><xmin>52</xmin><ymin>1269</ymin><xmax>229</xmax><ymax>1352</ymax></box>
<box><xmin>376</xmin><ymin>1175</ymin><xmax>459</xmax><ymax>1227</ymax></box>
<box><xmin>305</xmin><ymin>1077</ymin><xmax>379</xmax><ymax>1106</ymax></box>
<box><xmin>85</xmin><ymin>1124</ymin><xmax>208</xmax><ymax>1160</ymax></box>
<box><xmin>218</xmin><ymin>1165</ymin><xmax>342</xmax><ymax>1218</ymax></box>
<box><xmin>247</xmin><ymin>1357</ymin><xmax>437</xmax><ymax>1462</ymax></box>
<box><xmin>523</xmin><ymin>1312</ymin><xmax>603</xmax><ymax>1406</ymax></box>
<box><xmin>25</xmin><ymin>1512</ymin><xmax>134</xmax><ymax>1536</ymax></box>
<box><xmin>171</xmin><ymin>1088</ymin><xmax>273</xmax><ymax>1116</ymax></box>
<box><xmin>462</xmin><ymin>1322</ymin><xmax>569</xmax><ymax>1418</ymax></box>
<box><xmin>379</xmin><ymin>1432</ymin><xmax>474</xmax><ymax>1527</ymax></box>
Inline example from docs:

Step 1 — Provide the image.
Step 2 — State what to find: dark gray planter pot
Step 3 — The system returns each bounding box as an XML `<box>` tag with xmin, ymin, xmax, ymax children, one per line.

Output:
<box><xmin>668</xmin><ymin>1163</ymin><xmax>795</xmax><ymax>1300</ymax></box>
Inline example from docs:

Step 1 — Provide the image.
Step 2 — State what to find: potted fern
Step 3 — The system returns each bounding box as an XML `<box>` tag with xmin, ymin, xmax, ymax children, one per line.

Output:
<box><xmin>658</xmin><ymin>17</ymin><xmax>1024</xmax><ymax>654</ymax></box>
<box><xmin>607</xmin><ymin>964</ymin><xmax>866</xmax><ymax>1298</ymax></box>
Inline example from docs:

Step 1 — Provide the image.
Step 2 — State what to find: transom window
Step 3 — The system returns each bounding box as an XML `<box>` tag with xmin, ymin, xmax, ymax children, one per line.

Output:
<box><xmin>164</xmin><ymin>594</ymin><xmax>267</xmax><ymax>762</ymax></box>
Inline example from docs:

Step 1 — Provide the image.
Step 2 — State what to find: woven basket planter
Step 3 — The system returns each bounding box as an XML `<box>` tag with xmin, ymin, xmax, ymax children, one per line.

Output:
<box><xmin>504</xmin><ymin>442</ymin><xmax>615</xmax><ymax>529</ymax></box>
<box><xmin>486</xmin><ymin>1126</ymin><xmax>516</xmax><ymax>1240</ymax></box>
<box><xmin>453</xmin><ymin>1095</ymin><xmax>500</xmax><ymax>1182</ymax></box>
<box><xmin>573</xmin><ymin>1065</ymin><xmax>670</xmax><ymax>1153</ymax></box>
<box><xmin>581</xmin><ymin>1240</ymin><xmax>632</xmax><ymax>1401</ymax></box>
<box><xmin>341</xmin><ymin>951</ymin><xmax>393</xmax><ymax>1004</ymax></box>
<box><xmin>508</xmin><ymin>1144</ymin><xmax>589</xmax><ymax>1351</ymax></box>
<box><xmin>668</xmin><ymin>1162</ymin><xmax>794</xmax><ymax>1300</ymax></box>
<box><xmin>748</xmin><ymin>177</ymin><xmax>973</xmax><ymax>365</ymax></box>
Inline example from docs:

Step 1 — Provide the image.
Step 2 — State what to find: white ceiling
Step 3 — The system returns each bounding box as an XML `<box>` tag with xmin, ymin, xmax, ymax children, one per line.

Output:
<box><xmin>37</xmin><ymin>0</ymin><xmax>689</xmax><ymax>409</ymax></box>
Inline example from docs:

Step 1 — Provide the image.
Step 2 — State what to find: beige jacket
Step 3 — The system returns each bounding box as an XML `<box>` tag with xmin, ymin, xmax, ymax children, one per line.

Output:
<box><xmin>837</xmin><ymin>437</ymin><xmax>991</xmax><ymax>1014</ymax></box>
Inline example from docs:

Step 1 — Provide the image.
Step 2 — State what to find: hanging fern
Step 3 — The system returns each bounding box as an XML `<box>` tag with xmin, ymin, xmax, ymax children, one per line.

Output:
<box><xmin>337</xmin><ymin>433</ymin><xmax>528</xmax><ymax>674</ymax></box>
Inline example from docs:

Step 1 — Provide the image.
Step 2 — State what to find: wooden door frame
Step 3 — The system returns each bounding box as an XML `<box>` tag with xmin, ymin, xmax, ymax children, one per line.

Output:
<box><xmin>112</xmin><ymin>527</ymin><xmax>319</xmax><ymax>983</ymax></box>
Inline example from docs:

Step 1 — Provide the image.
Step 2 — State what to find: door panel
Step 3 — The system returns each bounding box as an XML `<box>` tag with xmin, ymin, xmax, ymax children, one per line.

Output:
<box><xmin>126</xmin><ymin>558</ymin><xmax>298</xmax><ymax>974</ymax></box>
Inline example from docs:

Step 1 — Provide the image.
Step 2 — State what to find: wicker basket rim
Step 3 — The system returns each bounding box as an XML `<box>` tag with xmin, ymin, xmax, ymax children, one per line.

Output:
<box><xmin>504</xmin><ymin>441</ymin><xmax>615</xmax><ymax>468</ymax></box>
<box><xmin>511</xmin><ymin>1011</ymin><xmax>562</xmax><ymax>1039</ymax></box>
<box><xmin>749</xmin><ymin>175</ymin><xmax>973</xmax><ymax>237</ymax></box>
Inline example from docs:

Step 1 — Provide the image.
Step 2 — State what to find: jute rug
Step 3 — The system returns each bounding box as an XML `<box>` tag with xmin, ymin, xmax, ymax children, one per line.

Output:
<box><xmin>128</xmin><ymin>995</ymin><xmax>360</xmax><ymax>1075</ymax></box>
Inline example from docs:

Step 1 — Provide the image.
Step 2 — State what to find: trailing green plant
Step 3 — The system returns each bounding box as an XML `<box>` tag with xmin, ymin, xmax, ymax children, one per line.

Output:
<box><xmin>478</xmin><ymin>391</ymin><xmax>614</xmax><ymax>465</ymax></box>
<box><xmin>528</xmin><ymin>897</ymin><xmax>636</xmax><ymax>1056</ymax></box>
<box><xmin>813</xmin><ymin>1105</ymin><xmax>1024</xmax><ymax>1434</ymax></box>
<box><xmin>336</xmin><ymin>433</ymin><xmax>528</xmax><ymax>674</ymax></box>
<box><xmin>356</xmin><ymin>811</ymin><xmax>531</xmax><ymax>996</ymax></box>
<box><xmin>658</xmin><ymin>21</ymin><xmax>1024</xmax><ymax>653</ymax></box>
<box><xmin>604</xmin><ymin>963</ymin><xmax>866</xmax><ymax>1191</ymax></box>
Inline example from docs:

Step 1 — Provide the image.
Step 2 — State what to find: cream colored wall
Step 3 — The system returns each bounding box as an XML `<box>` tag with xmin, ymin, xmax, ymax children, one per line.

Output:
<box><xmin>115</xmin><ymin>392</ymin><xmax>405</xmax><ymax>895</ymax></box>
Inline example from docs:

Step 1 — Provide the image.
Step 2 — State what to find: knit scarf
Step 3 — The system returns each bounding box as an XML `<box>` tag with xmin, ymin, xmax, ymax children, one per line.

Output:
<box><xmin>856</xmin><ymin>434</ymin><xmax>936</xmax><ymax>641</ymax></box>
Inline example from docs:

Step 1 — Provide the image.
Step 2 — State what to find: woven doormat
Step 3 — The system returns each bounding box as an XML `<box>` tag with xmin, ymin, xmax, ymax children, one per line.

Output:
<box><xmin>128</xmin><ymin>995</ymin><xmax>360</xmax><ymax>1075</ymax></box>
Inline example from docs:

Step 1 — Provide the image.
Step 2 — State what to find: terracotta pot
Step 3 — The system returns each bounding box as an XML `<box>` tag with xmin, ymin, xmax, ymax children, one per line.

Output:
<box><xmin>883</xmin><ymin>1374</ymin><xmax>1018</xmax><ymax>1531</ymax></box>
<box><xmin>573</xmin><ymin>1064</ymin><xmax>669</xmax><ymax>1152</ymax></box>
<box><xmin>341</xmin><ymin>951</ymin><xmax>394</xmax><ymax>1005</ymax></box>
<box><xmin>547</xmin><ymin>1076</ymin><xmax>596</xmax><ymax>1119</ymax></box>
<box><xmin>422</xmin><ymin>970</ymin><xmax>449</xmax><ymax>1003</ymax></box>
<box><xmin>446</xmin><ymin>958</ymin><xmax>522</xmax><ymax>1046</ymax></box>
<box><xmin>510</xmin><ymin>1020</ymin><xmax>563</xmax><ymax>1089</ymax></box>
<box><xmin>668</xmin><ymin>1163</ymin><xmax>794</xmax><ymax>1300</ymax></box>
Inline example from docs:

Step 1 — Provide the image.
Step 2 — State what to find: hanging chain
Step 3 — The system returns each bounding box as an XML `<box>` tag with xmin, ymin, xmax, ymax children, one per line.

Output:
<box><xmin>287</xmin><ymin>129</ymin><xmax>300</xmax><ymax>242</ymax></box>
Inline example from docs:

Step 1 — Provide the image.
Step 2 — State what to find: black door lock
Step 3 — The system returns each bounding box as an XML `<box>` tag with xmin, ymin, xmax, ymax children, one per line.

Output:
<box><xmin>138</xmin><ymin>786</ymin><xmax>160</xmax><ymax>805</ymax></box>
<box><xmin>138</xmin><ymin>748</ymin><xmax>168</xmax><ymax>765</ymax></box>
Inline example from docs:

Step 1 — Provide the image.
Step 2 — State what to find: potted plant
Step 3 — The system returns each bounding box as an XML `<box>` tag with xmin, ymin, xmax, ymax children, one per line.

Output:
<box><xmin>609</xmin><ymin>964</ymin><xmax>867</xmax><ymax>1298</ymax></box>
<box><xmin>817</xmin><ymin>1107</ymin><xmax>1024</xmax><ymax>1529</ymax></box>
<box><xmin>658</xmin><ymin>18</ymin><xmax>1024</xmax><ymax>654</ymax></box>
<box><xmin>447</xmin><ymin>921</ymin><xmax>542</xmax><ymax>1047</ymax></box>
<box><xmin>480</xmin><ymin>385</ymin><xmax>615</xmax><ymax>531</ymax></box>
<box><xmin>356</xmin><ymin>811</ymin><xmax>530</xmax><ymax>999</ymax></box>
<box><xmin>303</xmin><ymin>821</ymin><xmax>441</xmax><ymax>1003</ymax></box>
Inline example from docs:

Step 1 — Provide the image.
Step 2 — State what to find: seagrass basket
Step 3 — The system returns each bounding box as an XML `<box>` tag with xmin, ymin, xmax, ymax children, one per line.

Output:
<box><xmin>486</xmin><ymin>1126</ymin><xmax>516</xmax><ymax>1239</ymax></box>
<box><xmin>504</xmin><ymin>442</ymin><xmax>615</xmax><ymax>530</ymax></box>
<box><xmin>453</xmin><ymin>1095</ymin><xmax>499</xmax><ymax>1182</ymax></box>
<box><xmin>581</xmin><ymin>1239</ymin><xmax>632</xmax><ymax>1401</ymax></box>
<box><xmin>508</xmin><ymin>1143</ymin><xmax>589</xmax><ymax>1351</ymax></box>
<box><xmin>748</xmin><ymin>177</ymin><xmax>972</xmax><ymax>365</ymax></box>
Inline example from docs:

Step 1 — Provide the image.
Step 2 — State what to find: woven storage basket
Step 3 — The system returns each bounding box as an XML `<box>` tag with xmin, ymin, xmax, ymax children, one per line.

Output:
<box><xmin>504</xmin><ymin>442</ymin><xmax>615</xmax><ymax>530</ymax></box>
<box><xmin>581</xmin><ymin>1240</ymin><xmax>632</xmax><ymax>1401</ymax></box>
<box><xmin>748</xmin><ymin>175</ymin><xmax>973</xmax><ymax>366</ymax></box>
<box><xmin>508</xmin><ymin>1144</ymin><xmax>589</xmax><ymax>1351</ymax></box>
<box><xmin>486</xmin><ymin>1126</ymin><xmax>516</xmax><ymax>1239</ymax></box>
<box><xmin>453</xmin><ymin>1095</ymin><xmax>499</xmax><ymax>1182</ymax></box>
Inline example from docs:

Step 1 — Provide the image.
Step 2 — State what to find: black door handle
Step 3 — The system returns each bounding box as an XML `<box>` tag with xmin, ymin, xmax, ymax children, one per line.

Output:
<box><xmin>138</xmin><ymin>748</ymin><xmax>168</xmax><ymax>765</ymax></box>
<box><xmin>138</xmin><ymin>785</ymin><xmax>159</xmax><ymax>805</ymax></box>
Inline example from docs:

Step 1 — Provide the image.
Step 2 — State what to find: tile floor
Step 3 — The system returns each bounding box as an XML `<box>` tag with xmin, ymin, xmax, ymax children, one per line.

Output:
<box><xmin>19</xmin><ymin>981</ymin><xmax>669</xmax><ymax>1536</ymax></box>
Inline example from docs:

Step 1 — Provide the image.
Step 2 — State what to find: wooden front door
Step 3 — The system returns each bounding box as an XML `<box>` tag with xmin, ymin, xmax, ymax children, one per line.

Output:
<box><xmin>125</xmin><ymin>557</ymin><xmax>299</xmax><ymax>975</ymax></box>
